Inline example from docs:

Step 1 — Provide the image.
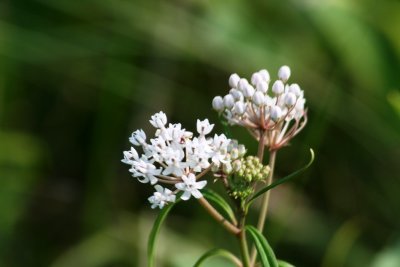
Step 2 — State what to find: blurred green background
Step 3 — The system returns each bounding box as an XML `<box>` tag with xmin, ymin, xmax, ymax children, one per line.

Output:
<box><xmin>0</xmin><ymin>0</ymin><xmax>399</xmax><ymax>266</ymax></box>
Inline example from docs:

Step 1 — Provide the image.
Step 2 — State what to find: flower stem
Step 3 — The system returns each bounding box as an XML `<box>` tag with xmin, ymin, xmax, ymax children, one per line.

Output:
<box><xmin>257</xmin><ymin>130</ymin><xmax>266</xmax><ymax>162</ymax></box>
<box><xmin>250</xmin><ymin>149</ymin><xmax>277</xmax><ymax>266</ymax></box>
<box><xmin>238</xmin><ymin>211</ymin><xmax>251</xmax><ymax>267</ymax></box>
<box><xmin>197</xmin><ymin>197</ymin><xmax>240</xmax><ymax>235</ymax></box>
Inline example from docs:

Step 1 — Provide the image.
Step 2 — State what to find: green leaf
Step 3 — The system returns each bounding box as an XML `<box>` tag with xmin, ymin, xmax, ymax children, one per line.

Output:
<box><xmin>246</xmin><ymin>225</ymin><xmax>279</xmax><ymax>267</ymax></box>
<box><xmin>278</xmin><ymin>260</ymin><xmax>295</xmax><ymax>267</ymax></box>
<box><xmin>247</xmin><ymin>149</ymin><xmax>315</xmax><ymax>207</ymax></box>
<box><xmin>193</xmin><ymin>248</ymin><xmax>242</xmax><ymax>267</ymax></box>
<box><xmin>203</xmin><ymin>189</ymin><xmax>237</xmax><ymax>225</ymax></box>
<box><xmin>147</xmin><ymin>203</ymin><xmax>176</xmax><ymax>267</ymax></box>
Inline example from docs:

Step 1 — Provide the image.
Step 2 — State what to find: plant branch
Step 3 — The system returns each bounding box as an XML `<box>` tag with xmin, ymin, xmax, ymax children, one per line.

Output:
<box><xmin>198</xmin><ymin>197</ymin><xmax>241</xmax><ymax>235</ymax></box>
<box><xmin>238</xmin><ymin>209</ymin><xmax>251</xmax><ymax>267</ymax></box>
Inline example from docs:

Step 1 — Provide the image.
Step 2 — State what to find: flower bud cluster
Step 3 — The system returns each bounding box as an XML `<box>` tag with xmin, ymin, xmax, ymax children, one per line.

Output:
<box><xmin>122</xmin><ymin>112</ymin><xmax>247</xmax><ymax>209</ymax></box>
<box><xmin>212</xmin><ymin>66</ymin><xmax>307</xmax><ymax>150</ymax></box>
<box><xmin>229</xmin><ymin>156</ymin><xmax>270</xmax><ymax>200</ymax></box>
<box><xmin>236</xmin><ymin>156</ymin><xmax>270</xmax><ymax>183</ymax></box>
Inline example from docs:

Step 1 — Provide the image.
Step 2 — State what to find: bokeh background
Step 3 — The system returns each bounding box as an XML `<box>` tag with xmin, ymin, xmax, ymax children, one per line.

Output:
<box><xmin>0</xmin><ymin>0</ymin><xmax>399</xmax><ymax>266</ymax></box>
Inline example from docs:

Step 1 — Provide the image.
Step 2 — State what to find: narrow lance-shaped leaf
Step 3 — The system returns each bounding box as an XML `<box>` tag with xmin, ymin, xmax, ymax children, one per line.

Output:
<box><xmin>194</xmin><ymin>248</ymin><xmax>242</xmax><ymax>267</ymax></box>
<box><xmin>246</xmin><ymin>225</ymin><xmax>279</xmax><ymax>267</ymax></box>
<box><xmin>278</xmin><ymin>260</ymin><xmax>296</xmax><ymax>267</ymax></box>
<box><xmin>147</xmin><ymin>202</ymin><xmax>176</xmax><ymax>267</ymax></box>
<box><xmin>203</xmin><ymin>189</ymin><xmax>237</xmax><ymax>225</ymax></box>
<box><xmin>247</xmin><ymin>149</ymin><xmax>315</xmax><ymax>208</ymax></box>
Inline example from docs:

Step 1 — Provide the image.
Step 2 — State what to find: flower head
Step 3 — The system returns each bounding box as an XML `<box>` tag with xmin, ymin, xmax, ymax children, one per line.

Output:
<box><xmin>122</xmin><ymin>112</ymin><xmax>247</xmax><ymax>208</ymax></box>
<box><xmin>212</xmin><ymin>65</ymin><xmax>307</xmax><ymax>150</ymax></box>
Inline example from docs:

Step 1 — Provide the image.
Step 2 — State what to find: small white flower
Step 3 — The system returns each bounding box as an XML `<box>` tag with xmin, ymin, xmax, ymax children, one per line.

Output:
<box><xmin>121</xmin><ymin>147</ymin><xmax>139</xmax><ymax>165</ymax></box>
<box><xmin>278</xmin><ymin>65</ymin><xmax>291</xmax><ymax>82</ymax></box>
<box><xmin>223</xmin><ymin>94</ymin><xmax>235</xmax><ymax>109</ymax></box>
<box><xmin>197</xmin><ymin>119</ymin><xmax>214</xmax><ymax>136</ymax></box>
<box><xmin>129</xmin><ymin>129</ymin><xmax>146</xmax><ymax>146</ymax></box>
<box><xmin>270</xmin><ymin>105</ymin><xmax>283</xmax><ymax>121</ymax></box>
<box><xmin>148</xmin><ymin>185</ymin><xmax>176</xmax><ymax>209</ymax></box>
<box><xmin>229</xmin><ymin>73</ymin><xmax>240</xmax><ymax>88</ymax></box>
<box><xmin>176</xmin><ymin>173</ymin><xmax>207</xmax><ymax>200</ymax></box>
<box><xmin>149</xmin><ymin>111</ymin><xmax>167</xmax><ymax>128</ymax></box>
<box><xmin>272</xmin><ymin>80</ymin><xmax>284</xmax><ymax>95</ymax></box>
<box><xmin>212</xmin><ymin>96</ymin><xmax>224</xmax><ymax>111</ymax></box>
<box><xmin>252</xmin><ymin>91</ymin><xmax>265</xmax><ymax>106</ymax></box>
<box><xmin>130</xmin><ymin>158</ymin><xmax>161</xmax><ymax>185</ymax></box>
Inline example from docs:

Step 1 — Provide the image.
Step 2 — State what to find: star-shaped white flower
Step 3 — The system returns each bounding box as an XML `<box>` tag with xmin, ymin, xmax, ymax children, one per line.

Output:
<box><xmin>149</xmin><ymin>111</ymin><xmax>167</xmax><ymax>129</ymax></box>
<box><xmin>121</xmin><ymin>147</ymin><xmax>139</xmax><ymax>165</ymax></box>
<box><xmin>196</xmin><ymin>119</ymin><xmax>214</xmax><ymax>136</ymax></box>
<box><xmin>148</xmin><ymin>185</ymin><xmax>176</xmax><ymax>209</ymax></box>
<box><xmin>129</xmin><ymin>129</ymin><xmax>146</xmax><ymax>146</ymax></box>
<box><xmin>175</xmin><ymin>173</ymin><xmax>207</xmax><ymax>200</ymax></box>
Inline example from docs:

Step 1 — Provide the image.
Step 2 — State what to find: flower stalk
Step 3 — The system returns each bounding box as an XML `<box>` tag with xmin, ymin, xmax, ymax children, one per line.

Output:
<box><xmin>250</xmin><ymin>149</ymin><xmax>277</xmax><ymax>266</ymax></box>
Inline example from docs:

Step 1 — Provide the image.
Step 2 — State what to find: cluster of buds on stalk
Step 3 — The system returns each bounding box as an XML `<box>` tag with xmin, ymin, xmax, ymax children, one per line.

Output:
<box><xmin>228</xmin><ymin>156</ymin><xmax>270</xmax><ymax>200</ymax></box>
<box><xmin>121</xmin><ymin>112</ymin><xmax>247</xmax><ymax>209</ymax></box>
<box><xmin>212</xmin><ymin>66</ymin><xmax>307</xmax><ymax>151</ymax></box>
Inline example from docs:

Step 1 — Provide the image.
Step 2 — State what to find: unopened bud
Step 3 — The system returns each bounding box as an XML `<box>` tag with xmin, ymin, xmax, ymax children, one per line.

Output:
<box><xmin>223</xmin><ymin>162</ymin><xmax>233</xmax><ymax>174</ymax></box>
<box><xmin>270</xmin><ymin>105</ymin><xmax>283</xmax><ymax>121</ymax></box>
<box><xmin>242</xmin><ymin>84</ymin><xmax>255</xmax><ymax>98</ymax></box>
<box><xmin>259</xmin><ymin>69</ymin><xmax>270</xmax><ymax>82</ymax></box>
<box><xmin>211</xmin><ymin>164</ymin><xmax>220</xmax><ymax>172</ymax></box>
<box><xmin>272</xmin><ymin>80</ymin><xmax>284</xmax><ymax>95</ymax></box>
<box><xmin>251</xmin><ymin>72</ymin><xmax>263</xmax><ymax>86</ymax></box>
<box><xmin>230</xmin><ymin>148</ymin><xmax>239</xmax><ymax>159</ymax></box>
<box><xmin>223</xmin><ymin>94</ymin><xmax>235</xmax><ymax>109</ymax></box>
<box><xmin>237</xmin><ymin>78</ymin><xmax>250</xmax><ymax>92</ymax></box>
<box><xmin>212</xmin><ymin>96</ymin><xmax>224</xmax><ymax>111</ymax></box>
<box><xmin>232</xmin><ymin>159</ymin><xmax>242</xmax><ymax>172</ymax></box>
<box><xmin>233</xmin><ymin>101</ymin><xmax>245</xmax><ymax>115</ymax></box>
<box><xmin>278</xmin><ymin>65</ymin><xmax>291</xmax><ymax>82</ymax></box>
<box><xmin>289</xmin><ymin>83</ymin><xmax>301</xmax><ymax>96</ymax></box>
<box><xmin>238</xmin><ymin>144</ymin><xmax>246</xmax><ymax>156</ymax></box>
<box><xmin>252</xmin><ymin>91</ymin><xmax>265</xmax><ymax>106</ymax></box>
<box><xmin>256</xmin><ymin>81</ymin><xmax>268</xmax><ymax>93</ymax></box>
<box><xmin>284</xmin><ymin>92</ymin><xmax>296</xmax><ymax>106</ymax></box>
<box><xmin>229</xmin><ymin>88</ymin><xmax>243</xmax><ymax>101</ymax></box>
<box><xmin>229</xmin><ymin>73</ymin><xmax>240</xmax><ymax>88</ymax></box>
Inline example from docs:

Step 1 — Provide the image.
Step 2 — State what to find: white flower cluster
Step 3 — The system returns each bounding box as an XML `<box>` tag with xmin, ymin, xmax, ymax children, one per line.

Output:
<box><xmin>212</xmin><ymin>66</ymin><xmax>307</xmax><ymax>150</ymax></box>
<box><xmin>122</xmin><ymin>112</ymin><xmax>245</xmax><ymax>209</ymax></box>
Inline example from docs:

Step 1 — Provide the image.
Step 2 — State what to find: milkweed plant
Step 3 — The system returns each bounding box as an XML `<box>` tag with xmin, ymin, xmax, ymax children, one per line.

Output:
<box><xmin>122</xmin><ymin>66</ymin><xmax>314</xmax><ymax>267</ymax></box>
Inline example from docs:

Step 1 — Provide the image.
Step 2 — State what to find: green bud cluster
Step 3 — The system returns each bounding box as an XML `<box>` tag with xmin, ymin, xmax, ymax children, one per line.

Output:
<box><xmin>229</xmin><ymin>156</ymin><xmax>270</xmax><ymax>200</ymax></box>
<box><xmin>236</xmin><ymin>156</ymin><xmax>270</xmax><ymax>183</ymax></box>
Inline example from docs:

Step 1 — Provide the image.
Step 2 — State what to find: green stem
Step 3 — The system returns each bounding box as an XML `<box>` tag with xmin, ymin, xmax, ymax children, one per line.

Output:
<box><xmin>198</xmin><ymin>197</ymin><xmax>241</xmax><ymax>235</ymax></box>
<box><xmin>250</xmin><ymin>149</ymin><xmax>277</xmax><ymax>266</ymax></box>
<box><xmin>238</xmin><ymin>213</ymin><xmax>251</xmax><ymax>267</ymax></box>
